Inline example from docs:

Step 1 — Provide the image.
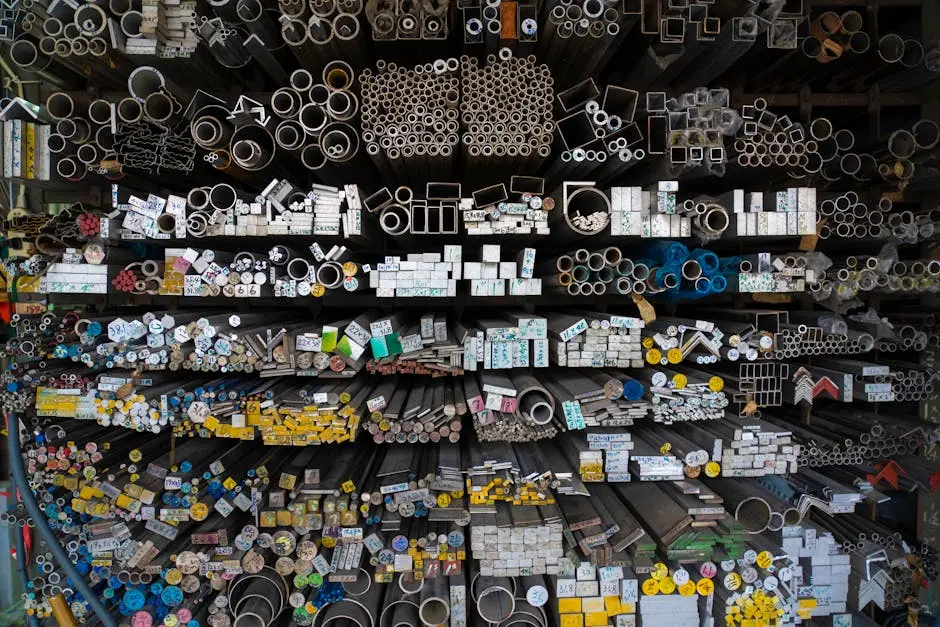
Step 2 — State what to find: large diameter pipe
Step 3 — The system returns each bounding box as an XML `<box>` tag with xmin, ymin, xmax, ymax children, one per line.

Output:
<box><xmin>418</xmin><ymin>577</ymin><xmax>450</xmax><ymax>626</ymax></box>
<box><xmin>476</xmin><ymin>580</ymin><xmax>514</xmax><ymax>623</ymax></box>
<box><xmin>45</xmin><ymin>92</ymin><xmax>76</xmax><ymax>120</ymax></box>
<box><xmin>735</xmin><ymin>497</ymin><xmax>772</xmax><ymax>534</ymax></box>
<box><xmin>127</xmin><ymin>66</ymin><xmax>167</xmax><ymax>101</ymax></box>
<box><xmin>319</xmin><ymin>122</ymin><xmax>360</xmax><ymax>162</ymax></box>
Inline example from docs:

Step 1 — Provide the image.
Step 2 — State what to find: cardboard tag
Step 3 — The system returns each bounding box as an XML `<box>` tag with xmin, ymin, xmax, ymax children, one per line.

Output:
<box><xmin>631</xmin><ymin>293</ymin><xmax>656</xmax><ymax>323</ymax></box>
<box><xmin>799</xmin><ymin>217</ymin><xmax>826</xmax><ymax>252</ymax></box>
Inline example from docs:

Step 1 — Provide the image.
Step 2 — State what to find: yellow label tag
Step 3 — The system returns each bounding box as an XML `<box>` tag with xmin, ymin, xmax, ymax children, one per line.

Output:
<box><xmin>604</xmin><ymin>596</ymin><xmax>623</xmax><ymax>616</ymax></box>
<box><xmin>164</xmin><ymin>568</ymin><xmax>183</xmax><ymax>585</ymax></box>
<box><xmin>658</xmin><ymin>578</ymin><xmax>677</xmax><ymax>595</ymax></box>
<box><xmin>559</xmin><ymin>615</ymin><xmax>584</xmax><ymax>627</ymax></box>
<box><xmin>705</xmin><ymin>462</ymin><xmax>721</xmax><ymax>478</ymax></box>
<box><xmin>341</xmin><ymin>480</ymin><xmax>355</xmax><ymax>493</ymax></box>
<box><xmin>678</xmin><ymin>581</ymin><xmax>697</xmax><ymax>596</ymax></box>
<box><xmin>651</xmin><ymin>563</ymin><xmax>669</xmax><ymax>580</ymax></box>
<box><xmin>584</xmin><ymin>611</ymin><xmax>608</xmax><ymax>626</ymax></box>
<box><xmin>279</xmin><ymin>473</ymin><xmax>297</xmax><ymax>490</ymax></box>
<box><xmin>756</xmin><ymin>551</ymin><xmax>773</xmax><ymax>570</ymax></box>
<box><xmin>642</xmin><ymin>579</ymin><xmax>660</xmax><ymax>596</ymax></box>
<box><xmin>559</xmin><ymin>598</ymin><xmax>582</xmax><ymax>613</ymax></box>
<box><xmin>190</xmin><ymin>502</ymin><xmax>209</xmax><ymax>521</ymax></box>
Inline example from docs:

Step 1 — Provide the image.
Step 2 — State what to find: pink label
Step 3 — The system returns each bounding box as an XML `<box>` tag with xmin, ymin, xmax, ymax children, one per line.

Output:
<box><xmin>132</xmin><ymin>611</ymin><xmax>153</xmax><ymax>627</ymax></box>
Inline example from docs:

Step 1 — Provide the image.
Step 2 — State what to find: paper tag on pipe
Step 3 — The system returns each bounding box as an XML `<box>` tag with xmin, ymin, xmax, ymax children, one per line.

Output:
<box><xmin>799</xmin><ymin>217</ymin><xmax>826</xmax><ymax>252</ymax></box>
<box><xmin>631</xmin><ymin>293</ymin><xmax>656</xmax><ymax>323</ymax></box>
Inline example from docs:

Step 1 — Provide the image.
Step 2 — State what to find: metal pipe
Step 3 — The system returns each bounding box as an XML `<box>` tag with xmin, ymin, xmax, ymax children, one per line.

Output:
<box><xmin>6</xmin><ymin>412</ymin><xmax>117</xmax><ymax>627</ymax></box>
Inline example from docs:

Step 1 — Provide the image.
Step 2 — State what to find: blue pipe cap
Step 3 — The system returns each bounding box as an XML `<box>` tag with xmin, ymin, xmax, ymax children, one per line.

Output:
<box><xmin>161</xmin><ymin>585</ymin><xmax>184</xmax><ymax>607</ymax></box>
<box><xmin>623</xmin><ymin>380</ymin><xmax>644</xmax><ymax>401</ymax></box>
<box><xmin>123</xmin><ymin>588</ymin><xmax>145</xmax><ymax>611</ymax></box>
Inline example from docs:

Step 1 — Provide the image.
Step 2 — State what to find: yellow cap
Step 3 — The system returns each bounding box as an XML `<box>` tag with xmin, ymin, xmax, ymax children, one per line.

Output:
<box><xmin>705</xmin><ymin>462</ymin><xmax>721</xmax><ymax>478</ymax></box>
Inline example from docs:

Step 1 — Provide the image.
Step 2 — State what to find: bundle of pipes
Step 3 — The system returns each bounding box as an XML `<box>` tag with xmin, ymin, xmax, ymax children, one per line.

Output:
<box><xmin>460</xmin><ymin>54</ymin><xmax>554</xmax><ymax>181</ymax></box>
<box><xmin>544</xmin><ymin>246</ymin><xmax>646</xmax><ymax>296</ymax></box>
<box><xmin>815</xmin><ymin>255</ymin><xmax>940</xmax><ymax>305</ymax></box>
<box><xmin>774</xmin><ymin>319</ymin><xmax>874</xmax><ymax>358</ymax></box>
<box><xmin>872</xmin><ymin>313</ymin><xmax>938</xmax><ymax>352</ymax></box>
<box><xmin>738</xmin><ymin>251</ymin><xmax>825</xmax><ymax>294</ymax></box>
<box><xmin>876</xmin><ymin>119</ymin><xmax>940</xmax><ymax>190</ymax></box>
<box><xmin>805</xmin><ymin>10</ymin><xmax>869</xmax><ymax>65</ymax></box>
<box><xmin>12</xmin><ymin>2</ymin><xmax>193</xmax><ymax>87</ymax></box>
<box><xmin>270</xmin><ymin>63</ymin><xmax>364</xmax><ymax>177</ymax></box>
<box><xmin>639</xmin><ymin>241</ymin><xmax>737</xmax><ymax>299</ymax></box>
<box><xmin>823</xmin><ymin>32</ymin><xmax>940</xmax><ymax>92</ymax></box>
<box><xmin>44</xmin><ymin>78</ymin><xmax>199</xmax><ymax>181</ymax></box>
<box><xmin>277</xmin><ymin>0</ymin><xmax>370</xmax><ymax>74</ymax></box>
<box><xmin>360</xmin><ymin>57</ymin><xmax>461</xmax><ymax>185</ymax></box>
<box><xmin>543</xmin><ymin>79</ymin><xmax>646</xmax><ymax>188</ymax></box>
<box><xmin>731</xmin><ymin>97</ymin><xmax>815</xmax><ymax>172</ymax></box>
<box><xmin>764</xmin><ymin>408</ymin><xmax>928</xmax><ymax>467</ymax></box>
<box><xmin>536</xmin><ymin>0</ymin><xmax>631</xmax><ymax>87</ymax></box>
<box><xmin>366</xmin><ymin>0</ymin><xmax>449</xmax><ymax>41</ymax></box>
<box><xmin>807</xmin><ymin>507</ymin><xmax>937</xmax><ymax>578</ymax></box>
<box><xmin>818</xmin><ymin>191</ymin><xmax>892</xmax><ymax>240</ymax></box>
